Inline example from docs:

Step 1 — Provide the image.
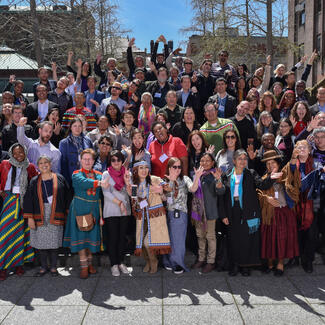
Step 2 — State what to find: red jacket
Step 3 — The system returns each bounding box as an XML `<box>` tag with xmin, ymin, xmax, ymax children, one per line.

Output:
<box><xmin>0</xmin><ymin>160</ymin><xmax>38</xmax><ymax>191</ymax></box>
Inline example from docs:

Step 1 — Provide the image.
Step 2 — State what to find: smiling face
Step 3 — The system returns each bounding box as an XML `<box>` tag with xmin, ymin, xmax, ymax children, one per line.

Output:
<box><xmin>12</xmin><ymin>146</ymin><xmax>25</xmax><ymax>163</ymax></box>
<box><xmin>200</xmin><ymin>154</ymin><xmax>214</xmax><ymax>171</ymax></box>
<box><xmin>110</xmin><ymin>155</ymin><xmax>122</xmax><ymax>171</ymax></box>
<box><xmin>262</xmin><ymin>134</ymin><xmax>275</xmax><ymax>150</ymax></box>
<box><xmin>234</xmin><ymin>153</ymin><xmax>248</xmax><ymax>170</ymax></box>
<box><xmin>49</xmin><ymin>110</ymin><xmax>59</xmax><ymax>124</ymax></box>
<box><xmin>38</xmin><ymin>157</ymin><xmax>52</xmax><ymax>174</ymax></box>
<box><xmin>169</xmin><ymin>159</ymin><xmax>182</xmax><ymax>178</ymax></box>
<box><xmin>279</xmin><ymin>121</ymin><xmax>291</xmax><ymax>136</ymax></box>
<box><xmin>225</xmin><ymin>131</ymin><xmax>237</xmax><ymax>149</ymax></box>
<box><xmin>183</xmin><ymin>108</ymin><xmax>195</xmax><ymax>124</ymax></box>
<box><xmin>296</xmin><ymin>103</ymin><xmax>307</xmax><ymax>120</ymax></box>
<box><xmin>153</xmin><ymin>123</ymin><xmax>168</xmax><ymax>142</ymax></box>
<box><xmin>80</xmin><ymin>153</ymin><xmax>94</xmax><ymax>171</ymax></box>
<box><xmin>71</xmin><ymin>120</ymin><xmax>83</xmax><ymax>136</ymax></box>
<box><xmin>132</xmin><ymin>133</ymin><xmax>144</xmax><ymax>149</ymax></box>
<box><xmin>137</xmin><ymin>165</ymin><xmax>149</xmax><ymax>180</ymax></box>
<box><xmin>191</xmin><ymin>134</ymin><xmax>203</xmax><ymax>152</ymax></box>
<box><xmin>266</xmin><ymin>159</ymin><xmax>279</xmax><ymax>173</ymax></box>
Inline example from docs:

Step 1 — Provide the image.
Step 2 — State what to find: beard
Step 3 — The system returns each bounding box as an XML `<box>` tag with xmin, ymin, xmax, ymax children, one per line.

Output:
<box><xmin>40</xmin><ymin>136</ymin><xmax>50</xmax><ymax>143</ymax></box>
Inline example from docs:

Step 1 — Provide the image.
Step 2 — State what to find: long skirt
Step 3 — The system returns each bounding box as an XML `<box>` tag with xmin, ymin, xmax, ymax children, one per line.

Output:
<box><xmin>261</xmin><ymin>206</ymin><xmax>299</xmax><ymax>260</ymax></box>
<box><xmin>30</xmin><ymin>203</ymin><xmax>64</xmax><ymax>250</ymax></box>
<box><xmin>228</xmin><ymin>201</ymin><xmax>260</xmax><ymax>266</ymax></box>
<box><xmin>0</xmin><ymin>192</ymin><xmax>34</xmax><ymax>270</ymax></box>
<box><xmin>163</xmin><ymin>210</ymin><xmax>189</xmax><ymax>271</ymax></box>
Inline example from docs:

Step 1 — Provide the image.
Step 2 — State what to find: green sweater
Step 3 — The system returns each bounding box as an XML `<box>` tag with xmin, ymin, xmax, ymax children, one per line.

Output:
<box><xmin>200</xmin><ymin>118</ymin><xmax>240</xmax><ymax>155</ymax></box>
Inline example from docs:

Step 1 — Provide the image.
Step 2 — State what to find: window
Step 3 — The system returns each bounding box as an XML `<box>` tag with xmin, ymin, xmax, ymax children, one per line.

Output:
<box><xmin>316</xmin><ymin>0</ymin><xmax>322</xmax><ymax>13</ymax></box>
<box><xmin>299</xmin><ymin>1</ymin><xmax>306</xmax><ymax>26</ymax></box>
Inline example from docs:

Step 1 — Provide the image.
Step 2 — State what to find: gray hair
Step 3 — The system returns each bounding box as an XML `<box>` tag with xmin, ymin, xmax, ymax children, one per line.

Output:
<box><xmin>37</xmin><ymin>155</ymin><xmax>52</xmax><ymax>165</ymax></box>
<box><xmin>141</xmin><ymin>92</ymin><xmax>153</xmax><ymax>102</ymax></box>
<box><xmin>233</xmin><ymin>149</ymin><xmax>248</xmax><ymax>161</ymax></box>
<box><xmin>106</xmin><ymin>57</ymin><xmax>117</xmax><ymax>64</ymax></box>
<box><xmin>313</xmin><ymin>127</ymin><xmax>325</xmax><ymax>136</ymax></box>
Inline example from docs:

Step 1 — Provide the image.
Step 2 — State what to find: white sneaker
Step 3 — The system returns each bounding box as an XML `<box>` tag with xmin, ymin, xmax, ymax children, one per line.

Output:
<box><xmin>111</xmin><ymin>265</ymin><xmax>120</xmax><ymax>277</ymax></box>
<box><xmin>119</xmin><ymin>264</ymin><xmax>129</xmax><ymax>274</ymax></box>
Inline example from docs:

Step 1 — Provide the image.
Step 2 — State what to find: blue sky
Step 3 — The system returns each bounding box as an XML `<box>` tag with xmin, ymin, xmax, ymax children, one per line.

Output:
<box><xmin>118</xmin><ymin>0</ymin><xmax>194</xmax><ymax>52</ymax></box>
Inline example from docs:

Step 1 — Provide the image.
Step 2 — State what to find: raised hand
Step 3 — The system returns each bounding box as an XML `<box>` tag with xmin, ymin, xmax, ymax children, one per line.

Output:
<box><xmin>68</xmin><ymin>51</ymin><xmax>74</xmax><ymax>57</ymax></box>
<box><xmin>128</xmin><ymin>37</ymin><xmax>135</xmax><ymax>47</ymax></box>
<box><xmin>18</xmin><ymin>117</ymin><xmax>27</xmax><ymax>127</ymax></box>
<box><xmin>112</xmin><ymin>125</ymin><xmax>121</xmax><ymax>135</ymax></box>
<box><xmin>289</xmin><ymin>114</ymin><xmax>297</xmax><ymax>128</ymax></box>
<box><xmin>96</xmin><ymin>52</ymin><xmax>102</xmax><ymax>63</ymax></box>
<box><xmin>194</xmin><ymin>166</ymin><xmax>204</xmax><ymax>178</ymax></box>
<box><xmin>308</xmin><ymin>50</ymin><xmax>318</xmax><ymax>65</ymax></box>
<box><xmin>173</xmin><ymin>48</ymin><xmax>182</xmax><ymax>55</ymax></box>
<box><xmin>247</xmin><ymin>144</ymin><xmax>257</xmax><ymax>160</ymax></box>
<box><xmin>191</xmin><ymin>72</ymin><xmax>198</xmax><ymax>83</ymax></box>
<box><xmin>75</xmin><ymin>58</ymin><xmax>83</xmax><ymax>68</ymax></box>
<box><xmin>151</xmin><ymin>184</ymin><xmax>163</xmax><ymax>194</ymax></box>
<box><xmin>51</xmin><ymin>62</ymin><xmax>57</xmax><ymax>71</ymax></box>
<box><xmin>135</xmin><ymin>150</ymin><xmax>144</xmax><ymax>161</ymax></box>
<box><xmin>122</xmin><ymin>145</ymin><xmax>132</xmax><ymax>157</ymax></box>
<box><xmin>9</xmin><ymin>74</ymin><xmax>16</xmax><ymax>83</ymax></box>
<box><xmin>266</xmin><ymin>55</ymin><xmax>271</xmax><ymax>65</ymax></box>
<box><xmin>206</xmin><ymin>145</ymin><xmax>215</xmax><ymax>154</ymax></box>
<box><xmin>54</xmin><ymin>122</ymin><xmax>62</xmax><ymax>135</ymax></box>
<box><xmin>211</xmin><ymin>168</ymin><xmax>222</xmax><ymax>180</ymax></box>
<box><xmin>270</xmin><ymin>171</ymin><xmax>283</xmax><ymax>179</ymax></box>
<box><xmin>160</xmin><ymin>35</ymin><xmax>167</xmax><ymax>44</ymax></box>
<box><xmin>307</xmin><ymin>116</ymin><xmax>318</xmax><ymax>131</ymax></box>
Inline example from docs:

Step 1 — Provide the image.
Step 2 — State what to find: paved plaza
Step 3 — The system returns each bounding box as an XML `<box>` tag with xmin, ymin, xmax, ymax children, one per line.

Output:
<box><xmin>0</xmin><ymin>253</ymin><xmax>325</xmax><ymax>325</ymax></box>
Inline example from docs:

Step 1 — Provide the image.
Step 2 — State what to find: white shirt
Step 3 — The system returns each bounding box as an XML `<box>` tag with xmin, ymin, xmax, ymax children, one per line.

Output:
<box><xmin>38</xmin><ymin>99</ymin><xmax>49</xmax><ymax>121</ymax></box>
<box><xmin>234</xmin><ymin>174</ymin><xmax>242</xmax><ymax>197</ymax></box>
<box><xmin>4</xmin><ymin>167</ymin><xmax>22</xmax><ymax>193</ymax></box>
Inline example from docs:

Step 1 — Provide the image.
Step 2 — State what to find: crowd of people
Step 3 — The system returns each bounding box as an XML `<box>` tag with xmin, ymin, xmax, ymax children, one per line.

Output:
<box><xmin>0</xmin><ymin>35</ymin><xmax>324</xmax><ymax>281</ymax></box>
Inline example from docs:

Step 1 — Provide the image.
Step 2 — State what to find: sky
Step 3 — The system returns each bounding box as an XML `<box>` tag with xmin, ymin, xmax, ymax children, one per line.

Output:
<box><xmin>118</xmin><ymin>0</ymin><xmax>194</xmax><ymax>52</ymax></box>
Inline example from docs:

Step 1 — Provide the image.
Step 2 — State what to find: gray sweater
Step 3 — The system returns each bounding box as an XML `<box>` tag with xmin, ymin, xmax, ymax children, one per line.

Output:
<box><xmin>102</xmin><ymin>171</ymin><xmax>131</xmax><ymax>217</ymax></box>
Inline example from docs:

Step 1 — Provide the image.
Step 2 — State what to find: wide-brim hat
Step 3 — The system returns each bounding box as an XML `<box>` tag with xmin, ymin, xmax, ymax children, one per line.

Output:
<box><xmin>261</xmin><ymin>150</ymin><xmax>282</xmax><ymax>162</ymax></box>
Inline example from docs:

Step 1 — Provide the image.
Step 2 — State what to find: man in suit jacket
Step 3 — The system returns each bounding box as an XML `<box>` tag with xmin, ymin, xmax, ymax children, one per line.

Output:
<box><xmin>25</xmin><ymin>84</ymin><xmax>59</xmax><ymax>127</ymax></box>
<box><xmin>176</xmin><ymin>75</ymin><xmax>200</xmax><ymax>117</ymax></box>
<box><xmin>309</xmin><ymin>87</ymin><xmax>325</xmax><ymax>116</ymax></box>
<box><xmin>208</xmin><ymin>77</ymin><xmax>237</xmax><ymax>119</ymax></box>
<box><xmin>84</xmin><ymin>76</ymin><xmax>105</xmax><ymax>115</ymax></box>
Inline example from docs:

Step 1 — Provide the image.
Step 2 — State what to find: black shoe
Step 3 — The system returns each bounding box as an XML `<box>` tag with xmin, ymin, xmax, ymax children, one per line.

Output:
<box><xmin>228</xmin><ymin>264</ymin><xmax>238</xmax><ymax>276</ymax></box>
<box><xmin>34</xmin><ymin>269</ymin><xmax>47</xmax><ymax>277</ymax></box>
<box><xmin>274</xmin><ymin>268</ymin><xmax>284</xmax><ymax>277</ymax></box>
<box><xmin>173</xmin><ymin>266</ymin><xmax>184</xmax><ymax>275</ymax></box>
<box><xmin>261</xmin><ymin>265</ymin><xmax>274</xmax><ymax>274</ymax></box>
<box><xmin>302</xmin><ymin>262</ymin><xmax>313</xmax><ymax>273</ymax></box>
<box><xmin>241</xmin><ymin>267</ymin><xmax>251</xmax><ymax>277</ymax></box>
<box><xmin>50</xmin><ymin>269</ymin><xmax>59</xmax><ymax>277</ymax></box>
<box><xmin>285</xmin><ymin>257</ymin><xmax>300</xmax><ymax>268</ymax></box>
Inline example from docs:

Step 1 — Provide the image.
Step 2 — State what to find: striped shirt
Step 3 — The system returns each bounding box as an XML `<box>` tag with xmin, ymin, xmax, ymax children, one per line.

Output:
<box><xmin>62</xmin><ymin>107</ymin><xmax>97</xmax><ymax>132</ymax></box>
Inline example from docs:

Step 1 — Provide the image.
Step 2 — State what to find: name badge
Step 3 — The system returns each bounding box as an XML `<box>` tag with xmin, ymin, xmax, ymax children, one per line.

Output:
<box><xmin>167</xmin><ymin>196</ymin><xmax>173</xmax><ymax>205</ymax></box>
<box><xmin>139</xmin><ymin>200</ymin><xmax>148</xmax><ymax>209</ymax></box>
<box><xmin>12</xmin><ymin>186</ymin><xmax>20</xmax><ymax>194</ymax></box>
<box><xmin>274</xmin><ymin>191</ymin><xmax>279</xmax><ymax>199</ymax></box>
<box><xmin>154</xmin><ymin>92</ymin><xmax>161</xmax><ymax>98</ymax></box>
<box><xmin>159</xmin><ymin>153</ymin><xmax>169</xmax><ymax>163</ymax></box>
<box><xmin>48</xmin><ymin>195</ymin><xmax>53</xmax><ymax>204</ymax></box>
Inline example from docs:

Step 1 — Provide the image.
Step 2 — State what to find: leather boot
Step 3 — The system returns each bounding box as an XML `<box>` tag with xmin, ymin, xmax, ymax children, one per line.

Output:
<box><xmin>80</xmin><ymin>267</ymin><xmax>89</xmax><ymax>279</ymax></box>
<box><xmin>148</xmin><ymin>249</ymin><xmax>158</xmax><ymax>274</ymax></box>
<box><xmin>142</xmin><ymin>248</ymin><xmax>151</xmax><ymax>273</ymax></box>
<box><xmin>88</xmin><ymin>265</ymin><xmax>97</xmax><ymax>274</ymax></box>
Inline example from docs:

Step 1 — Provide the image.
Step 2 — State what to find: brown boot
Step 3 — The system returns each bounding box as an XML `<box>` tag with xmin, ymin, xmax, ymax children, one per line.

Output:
<box><xmin>80</xmin><ymin>267</ymin><xmax>89</xmax><ymax>279</ymax></box>
<box><xmin>202</xmin><ymin>263</ymin><xmax>215</xmax><ymax>273</ymax></box>
<box><xmin>142</xmin><ymin>248</ymin><xmax>150</xmax><ymax>273</ymax></box>
<box><xmin>88</xmin><ymin>265</ymin><xmax>97</xmax><ymax>274</ymax></box>
<box><xmin>191</xmin><ymin>260</ymin><xmax>205</xmax><ymax>269</ymax></box>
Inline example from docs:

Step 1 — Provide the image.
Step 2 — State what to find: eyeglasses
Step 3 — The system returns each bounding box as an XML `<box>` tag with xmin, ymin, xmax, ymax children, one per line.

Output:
<box><xmin>184</xmin><ymin>62</ymin><xmax>192</xmax><ymax>65</ymax></box>
<box><xmin>225</xmin><ymin>135</ymin><xmax>236</xmax><ymax>139</ymax></box>
<box><xmin>171</xmin><ymin>165</ymin><xmax>182</xmax><ymax>169</ymax></box>
<box><xmin>112</xmin><ymin>86</ymin><xmax>122</xmax><ymax>91</ymax></box>
<box><xmin>111</xmin><ymin>158</ymin><xmax>121</xmax><ymax>162</ymax></box>
<box><xmin>100</xmin><ymin>142</ymin><xmax>111</xmax><ymax>146</ymax></box>
<box><xmin>205</xmin><ymin>63</ymin><xmax>212</xmax><ymax>66</ymax></box>
<box><xmin>314</xmin><ymin>135</ymin><xmax>325</xmax><ymax>140</ymax></box>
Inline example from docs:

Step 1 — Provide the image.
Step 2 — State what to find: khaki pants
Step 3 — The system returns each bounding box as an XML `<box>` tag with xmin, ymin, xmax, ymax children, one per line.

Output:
<box><xmin>195</xmin><ymin>219</ymin><xmax>216</xmax><ymax>264</ymax></box>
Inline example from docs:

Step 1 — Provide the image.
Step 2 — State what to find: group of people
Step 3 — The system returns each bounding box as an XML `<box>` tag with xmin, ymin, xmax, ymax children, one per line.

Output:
<box><xmin>0</xmin><ymin>36</ymin><xmax>324</xmax><ymax>281</ymax></box>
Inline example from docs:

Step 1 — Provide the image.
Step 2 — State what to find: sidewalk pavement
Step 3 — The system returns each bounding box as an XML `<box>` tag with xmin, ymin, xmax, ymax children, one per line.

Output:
<box><xmin>0</xmin><ymin>253</ymin><xmax>325</xmax><ymax>325</ymax></box>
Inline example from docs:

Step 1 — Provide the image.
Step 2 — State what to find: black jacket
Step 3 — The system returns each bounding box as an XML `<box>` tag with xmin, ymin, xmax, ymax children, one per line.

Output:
<box><xmin>208</xmin><ymin>93</ymin><xmax>237</xmax><ymax>118</ymax></box>
<box><xmin>25</xmin><ymin>101</ymin><xmax>59</xmax><ymax>127</ymax></box>
<box><xmin>146</xmin><ymin>81</ymin><xmax>175</xmax><ymax>108</ymax></box>
<box><xmin>176</xmin><ymin>90</ymin><xmax>200</xmax><ymax>117</ymax></box>
<box><xmin>48</xmin><ymin>90</ymin><xmax>73</xmax><ymax>118</ymax></box>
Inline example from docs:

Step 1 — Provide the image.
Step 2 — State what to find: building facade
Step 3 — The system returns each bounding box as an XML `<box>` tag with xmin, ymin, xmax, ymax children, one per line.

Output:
<box><xmin>288</xmin><ymin>0</ymin><xmax>324</xmax><ymax>87</ymax></box>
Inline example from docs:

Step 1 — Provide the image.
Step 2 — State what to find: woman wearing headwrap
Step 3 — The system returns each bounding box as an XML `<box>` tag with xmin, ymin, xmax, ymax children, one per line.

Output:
<box><xmin>0</xmin><ymin>143</ymin><xmax>38</xmax><ymax>281</ymax></box>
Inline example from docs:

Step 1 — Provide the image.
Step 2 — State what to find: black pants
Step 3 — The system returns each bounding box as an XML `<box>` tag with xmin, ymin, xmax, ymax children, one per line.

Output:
<box><xmin>299</xmin><ymin>215</ymin><xmax>318</xmax><ymax>263</ymax></box>
<box><xmin>106</xmin><ymin>216</ymin><xmax>129</xmax><ymax>266</ymax></box>
<box><xmin>39</xmin><ymin>249</ymin><xmax>58</xmax><ymax>270</ymax></box>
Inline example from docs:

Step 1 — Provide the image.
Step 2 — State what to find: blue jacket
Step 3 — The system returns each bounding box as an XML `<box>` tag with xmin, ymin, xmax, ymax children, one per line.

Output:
<box><xmin>84</xmin><ymin>90</ymin><xmax>105</xmax><ymax>114</ymax></box>
<box><xmin>59</xmin><ymin>134</ymin><xmax>93</xmax><ymax>185</ymax></box>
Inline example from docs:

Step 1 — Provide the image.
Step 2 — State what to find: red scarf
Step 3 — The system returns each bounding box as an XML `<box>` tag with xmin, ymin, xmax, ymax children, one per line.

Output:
<box><xmin>296</xmin><ymin>156</ymin><xmax>314</xmax><ymax>230</ymax></box>
<box><xmin>108</xmin><ymin>166</ymin><xmax>126</xmax><ymax>191</ymax></box>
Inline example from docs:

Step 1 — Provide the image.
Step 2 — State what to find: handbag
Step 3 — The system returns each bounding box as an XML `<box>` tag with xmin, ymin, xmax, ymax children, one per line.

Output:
<box><xmin>76</xmin><ymin>213</ymin><xmax>95</xmax><ymax>232</ymax></box>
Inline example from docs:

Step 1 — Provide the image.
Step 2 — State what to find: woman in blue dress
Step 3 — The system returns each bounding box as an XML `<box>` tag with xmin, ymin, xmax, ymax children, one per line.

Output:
<box><xmin>63</xmin><ymin>148</ymin><xmax>109</xmax><ymax>279</ymax></box>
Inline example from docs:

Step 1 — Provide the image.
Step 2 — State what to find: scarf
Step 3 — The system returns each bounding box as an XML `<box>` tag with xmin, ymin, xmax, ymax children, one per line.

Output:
<box><xmin>108</xmin><ymin>166</ymin><xmax>126</xmax><ymax>191</ymax></box>
<box><xmin>138</xmin><ymin>104</ymin><xmax>156</xmax><ymax>135</ymax></box>
<box><xmin>229</xmin><ymin>168</ymin><xmax>243</xmax><ymax>208</ymax></box>
<box><xmin>8</xmin><ymin>144</ymin><xmax>30</xmax><ymax>208</ymax></box>
<box><xmin>296</xmin><ymin>156</ymin><xmax>314</xmax><ymax>230</ymax></box>
<box><xmin>70</xmin><ymin>134</ymin><xmax>84</xmax><ymax>154</ymax></box>
<box><xmin>191</xmin><ymin>169</ymin><xmax>215</xmax><ymax>227</ymax></box>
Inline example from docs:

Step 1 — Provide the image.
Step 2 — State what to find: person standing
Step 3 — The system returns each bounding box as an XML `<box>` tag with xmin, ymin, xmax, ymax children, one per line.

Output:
<box><xmin>0</xmin><ymin>144</ymin><xmax>38</xmax><ymax>281</ymax></box>
<box><xmin>24</xmin><ymin>156</ymin><xmax>70</xmax><ymax>277</ymax></box>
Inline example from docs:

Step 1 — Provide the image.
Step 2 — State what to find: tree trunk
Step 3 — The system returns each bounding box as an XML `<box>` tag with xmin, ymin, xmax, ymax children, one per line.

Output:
<box><xmin>30</xmin><ymin>0</ymin><xmax>43</xmax><ymax>67</ymax></box>
<box><xmin>266</xmin><ymin>0</ymin><xmax>273</xmax><ymax>64</ymax></box>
